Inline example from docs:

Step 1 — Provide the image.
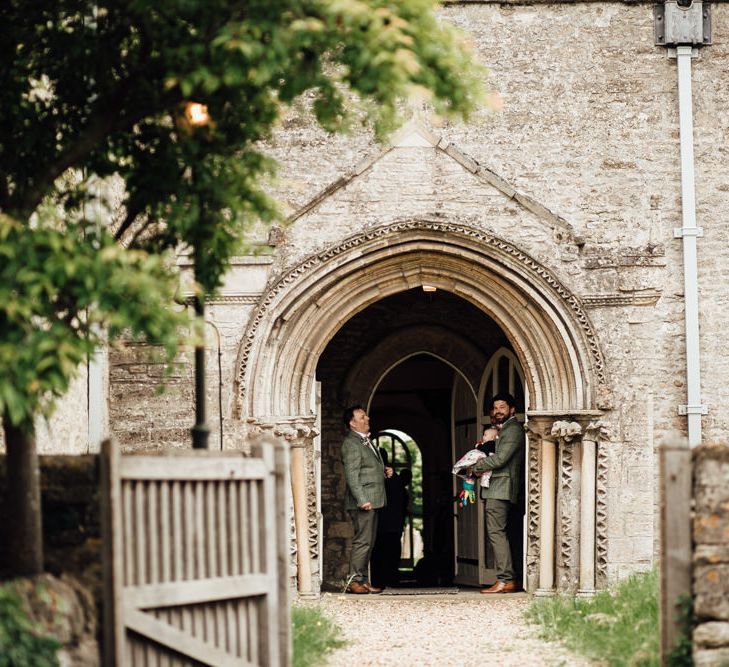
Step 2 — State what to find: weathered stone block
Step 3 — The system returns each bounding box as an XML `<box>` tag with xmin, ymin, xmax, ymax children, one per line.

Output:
<box><xmin>694</xmin><ymin>510</ymin><xmax>729</xmax><ymax>545</ymax></box>
<box><xmin>624</xmin><ymin>512</ymin><xmax>653</xmax><ymax>538</ymax></box>
<box><xmin>694</xmin><ymin>622</ymin><xmax>729</xmax><ymax>649</ymax></box>
<box><xmin>693</xmin><ymin>648</ymin><xmax>729</xmax><ymax>667</ymax></box>
<box><xmin>694</xmin><ymin>564</ymin><xmax>729</xmax><ymax>620</ymax></box>
<box><xmin>694</xmin><ymin>544</ymin><xmax>729</xmax><ymax>567</ymax></box>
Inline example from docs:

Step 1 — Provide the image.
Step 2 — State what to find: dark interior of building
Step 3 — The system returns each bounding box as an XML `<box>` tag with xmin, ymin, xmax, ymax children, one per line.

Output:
<box><xmin>316</xmin><ymin>286</ymin><xmax>524</xmax><ymax>588</ymax></box>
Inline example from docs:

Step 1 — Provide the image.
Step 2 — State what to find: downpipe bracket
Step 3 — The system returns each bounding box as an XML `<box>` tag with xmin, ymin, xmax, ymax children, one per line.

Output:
<box><xmin>677</xmin><ymin>404</ymin><xmax>708</xmax><ymax>416</ymax></box>
<box><xmin>674</xmin><ymin>226</ymin><xmax>704</xmax><ymax>238</ymax></box>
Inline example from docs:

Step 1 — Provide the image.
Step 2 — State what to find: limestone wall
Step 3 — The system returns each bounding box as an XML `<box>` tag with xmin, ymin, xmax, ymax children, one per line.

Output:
<box><xmin>99</xmin><ymin>1</ymin><xmax>729</xmax><ymax>588</ymax></box>
<box><xmin>255</xmin><ymin>2</ymin><xmax>729</xmax><ymax>584</ymax></box>
<box><xmin>693</xmin><ymin>443</ymin><xmax>729</xmax><ymax>666</ymax></box>
<box><xmin>0</xmin><ymin>366</ymin><xmax>92</xmax><ymax>455</ymax></box>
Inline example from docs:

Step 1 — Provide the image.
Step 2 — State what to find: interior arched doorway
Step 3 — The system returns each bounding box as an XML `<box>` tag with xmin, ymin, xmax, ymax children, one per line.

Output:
<box><xmin>235</xmin><ymin>220</ymin><xmax>609</xmax><ymax>595</ymax></box>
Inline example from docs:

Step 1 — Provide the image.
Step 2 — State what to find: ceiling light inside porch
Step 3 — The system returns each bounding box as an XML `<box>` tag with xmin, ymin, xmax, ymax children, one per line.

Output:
<box><xmin>422</xmin><ymin>285</ymin><xmax>437</xmax><ymax>292</ymax></box>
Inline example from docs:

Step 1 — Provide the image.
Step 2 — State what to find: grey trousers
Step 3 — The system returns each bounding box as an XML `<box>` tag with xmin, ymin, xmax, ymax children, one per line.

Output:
<box><xmin>348</xmin><ymin>509</ymin><xmax>379</xmax><ymax>583</ymax></box>
<box><xmin>485</xmin><ymin>498</ymin><xmax>515</xmax><ymax>583</ymax></box>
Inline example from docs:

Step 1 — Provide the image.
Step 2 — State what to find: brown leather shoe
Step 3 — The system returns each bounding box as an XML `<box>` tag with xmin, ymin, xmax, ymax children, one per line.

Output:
<box><xmin>364</xmin><ymin>583</ymin><xmax>383</xmax><ymax>594</ymax></box>
<box><xmin>480</xmin><ymin>581</ymin><xmax>517</xmax><ymax>594</ymax></box>
<box><xmin>346</xmin><ymin>581</ymin><xmax>370</xmax><ymax>594</ymax></box>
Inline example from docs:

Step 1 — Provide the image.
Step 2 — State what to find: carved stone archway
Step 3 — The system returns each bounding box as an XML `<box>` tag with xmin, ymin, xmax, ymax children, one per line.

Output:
<box><xmin>234</xmin><ymin>219</ymin><xmax>610</xmax><ymax>594</ymax></box>
<box><xmin>235</xmin><ymin>219</ymin><xmax>609</xmax><ymax>420</ymax></box>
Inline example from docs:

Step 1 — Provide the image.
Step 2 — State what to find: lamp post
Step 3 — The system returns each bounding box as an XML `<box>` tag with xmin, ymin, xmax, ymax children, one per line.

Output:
<box><xmin>183</xmin><ymin>101</ymin><xmax>213</xmax><ymax>450</ymax></box>
<box><xmin>191</xmin><ymin>294</ymin><xmax>210</xmax><ymax>449</ymax></box>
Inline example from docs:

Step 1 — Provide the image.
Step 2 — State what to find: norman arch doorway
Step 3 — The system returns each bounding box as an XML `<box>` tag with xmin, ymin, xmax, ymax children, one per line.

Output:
<box><xmin>237</xmin><ymin>221</ymin><xmax>607</xmax><ymax>595</ymax></box>
<box><xmin>316</xmin><ymin>288</ymin><xmax>525</xmax><ymax>589</ymax></box>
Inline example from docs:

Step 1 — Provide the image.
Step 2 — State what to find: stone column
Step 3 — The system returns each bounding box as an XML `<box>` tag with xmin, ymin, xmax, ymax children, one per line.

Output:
<box><xmin>552</xmin><ymin>420</ymin><xmax>583</xmax><ymax>593</ymax></box>
<box><xmin>577</xmin><ymin>420</ymin><xmax>608</xmax><ymax>597</ymax></box>
<box><xmin>251</xmin><ymin>417</ymin><xmax>319</xmax><ymax>596</ymax></box>
<box><xmin>538</xmin><ymin>436</ymin><xmax>557</xmax><ymax>596</ymax></box>
<box><xmin>526</xmin><ymin>417</ymin><xmax>559</xmax><ymax>597</ymax></box>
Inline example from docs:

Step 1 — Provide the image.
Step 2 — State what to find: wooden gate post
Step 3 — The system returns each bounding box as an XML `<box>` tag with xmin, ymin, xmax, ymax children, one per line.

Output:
<box><xmin>659</xmin><ymin>437</ymin><xmax>692</xmax><ymax>663</ymax></box>
<box><xmin>100</xmin><ymin>439</ymin><xmax>124</xmax><ymax>667</ymax></box>
<box><xmin>273</xmin><ymin>439</ymin><xmax>292</xmax><ymax>666</ymax></box>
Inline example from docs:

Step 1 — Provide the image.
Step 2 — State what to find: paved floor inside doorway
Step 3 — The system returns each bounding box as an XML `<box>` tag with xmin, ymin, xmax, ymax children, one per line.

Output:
<box><xmin>300</xmin><ymin>591</ymin><xmax>590</xmax><ymax>666</ymax></box>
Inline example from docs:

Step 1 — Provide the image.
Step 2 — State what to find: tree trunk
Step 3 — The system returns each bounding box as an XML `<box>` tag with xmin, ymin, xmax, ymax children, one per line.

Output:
<box><xmin>2</xmin><ymin>414</ymin><xmax>44</xmax><ymax>576</ymax></box>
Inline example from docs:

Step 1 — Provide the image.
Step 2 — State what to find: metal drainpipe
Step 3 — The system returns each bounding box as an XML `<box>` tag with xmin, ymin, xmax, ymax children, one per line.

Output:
<box><xmin>657</xmin><ymin>0</ymin><xmax>710</xmax><ymax>446</ymax></box>
<box><xmin>674</xmin><ymin>45</ymin><xmax>705</xmax><ymax>447</ymax></box>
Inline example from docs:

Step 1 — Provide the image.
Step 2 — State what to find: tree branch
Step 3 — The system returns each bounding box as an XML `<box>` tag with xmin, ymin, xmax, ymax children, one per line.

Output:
<box><xmin>113</xmin><ymin>198</ymin><xmax>146</xmax><ymax>243</ymax></box>
<box><xmin>0</xmin><ymin>172</ymin><xmax>9</xmax><ymax>210</ymax></box>
<box><xmin>10</xmin><ymin>85</ymin><xmax>180</xmax><ymax>219</ymax></box>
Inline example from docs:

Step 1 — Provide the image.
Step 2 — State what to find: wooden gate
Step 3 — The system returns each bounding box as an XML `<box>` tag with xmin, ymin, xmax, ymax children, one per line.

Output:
<box><xmin>101</xmin><ymin>439</ymin><xmax>290</xmax><ymax>666</ymax></box>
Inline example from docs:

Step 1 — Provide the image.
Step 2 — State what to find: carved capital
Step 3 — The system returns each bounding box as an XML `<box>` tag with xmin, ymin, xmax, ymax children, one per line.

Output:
<box><xmin>582</xmin><ymin>420</ymin><xmax>610</xmax><ymax>444</ymax></box>
<box><xmin>248</xmin><ymin>416</ymin><xmax>319</xmax><ymax>448</ymax></box>
<box><xmin>550</xmin><ymin>420</ymin><xmax>582</xmax><ymax>444</ymax></box>
<box><xmin>525</xmin><ymin>418</ymin><xmax>558</xmax><ymax>444</ymax></box>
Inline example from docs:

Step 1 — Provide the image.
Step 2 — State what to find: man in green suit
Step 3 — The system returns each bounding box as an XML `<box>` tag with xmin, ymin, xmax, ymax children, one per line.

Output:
<box><xmin>473</xmin><ymin>392</ymin><xmax>525</xmax><ymax>594</ymax></box>
<box><xmin>341</xmin><ymin>405</ymin><xmax>393</xmax><ymax>594</ymax></box>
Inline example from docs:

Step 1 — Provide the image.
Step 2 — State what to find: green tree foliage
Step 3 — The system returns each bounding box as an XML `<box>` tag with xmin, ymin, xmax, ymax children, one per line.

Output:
<box><xmin>0</xmin><ymin>584</ymin><xmax>60</xmax><ymax>667</ymax></box>
<box><xmin>0</xmin><ymin>214</ymin><xmax>186</xmax><ymax>427</ymax></box>
<box><xmin>0</xmin><ymin>0</ymin><xmax>483</xmax><ymax>575</ymax></box>
<box><xmin>1</xmin><ymin>0</ymin><xmax>483</xmax><ymax>294</ymax></box>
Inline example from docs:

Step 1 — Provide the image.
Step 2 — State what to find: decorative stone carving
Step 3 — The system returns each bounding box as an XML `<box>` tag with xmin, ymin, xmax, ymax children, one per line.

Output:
<box><xmin>526</xmin><ymin>417</ymin><xmax>561</xmax><ymax>595</ymax></box>
<box><xmin>589</xmin><ymin>422</ymin><xmax>611</xmax><ymax>587</ymax></box>
<box><xmin>551</xmin><ymin>420</ymin><xmax>582</xmax><ymax>443</ymax></box>
<box><xmin>235</xmin><ymin>219</ymin><xmax>610</xmax><ymax>416</ymax></box>
<box><xmin>558</xmin><ymin>438</ymin><xmax>576</xmax><ymax>589</ymax></box>
<box><xmin>247</xmin><ymin>417</ymin><xmax>319</xmax><ymax>592</ymax></box>
<box><xmin>583</xmin><ymin>420</ymin><xmax>609</xmax><ymax>444</ymax></box>
<box><xmin>552</xmin><ymin>421</ymin><xmax>582</xmax><ymax>592</ymax></box>
<box><xmin>208</xmin><ymin>294</ymin><xmax>261</xmax><ymax>305</ymax></box>
<box><xmin>185</xmin><ymin>294</ymin><xmax>260</xmax><ymax>305</ymax></box>
<box><xmin>248</xmin><ymin>417</ymin><xmax>319</xmax><ymax>448</ymax></box>
<box><xmin>582</xmin><ymin>292</ymin><xmax>661</xmax><ymax>308</ymax></box>
<box><xmin>583</xmin><ymin>244</ymin><xmax>666</xmax><ymax>269</ymax></box>
<box><xmin>267</xmin><ymin>225</ymin><xmax>285</xmax><ymax>247</ymax></box>
<box><xmin>525</xmin><ymin>421</ymin><xmax>547</xmax><ymax>591</ymax></box>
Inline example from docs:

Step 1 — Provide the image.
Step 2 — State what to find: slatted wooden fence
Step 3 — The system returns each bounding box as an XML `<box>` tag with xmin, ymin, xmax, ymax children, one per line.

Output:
<box><xmin>101</xmin><ymin>439</ymin><xmax>290</xmax><ymax>666</ymax></box>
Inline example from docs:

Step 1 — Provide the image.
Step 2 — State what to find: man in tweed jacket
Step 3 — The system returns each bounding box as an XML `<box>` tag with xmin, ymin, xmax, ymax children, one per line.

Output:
<box><xmin>341</xmin><ymin>405</ymin><xmax>393</xmax><ymax>594</ymax></box>
<box><xmin>472</xmin><ymin>392</ymin><xmax>525</xmax><ymax>593</ymax></box>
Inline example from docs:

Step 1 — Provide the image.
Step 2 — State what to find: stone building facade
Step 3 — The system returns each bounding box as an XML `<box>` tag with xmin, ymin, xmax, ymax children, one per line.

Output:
<box><xmin>693</xmin><ymin>444</ymin><xmax>729</xmax><ymax>665</ymax></box>
<box><xmin>39</xmin><ymin>1</ymin><xmax>729</xmax><ymax>596</ymax></box>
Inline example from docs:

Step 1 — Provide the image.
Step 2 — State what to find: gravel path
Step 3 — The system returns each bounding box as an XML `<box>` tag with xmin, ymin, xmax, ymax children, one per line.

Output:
<box><xmin>300</xmin><ymin>591</ymin><xmax>590</xmax><ymax>667</ymax></box>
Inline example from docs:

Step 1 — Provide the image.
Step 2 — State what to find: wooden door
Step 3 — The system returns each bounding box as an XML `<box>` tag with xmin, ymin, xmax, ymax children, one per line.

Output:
<box><xmin>101</xmin><ymin>440</ymin><xmax>290</xmax><ymax>666</ymax></box>
<box><xmin>478</xmin><ymin>347</ymin><xmax>527</xmax><ymax>588</ymax></box>
<box><xmin>452</xmin><ymin>374</ymin><xmax>497</xmax><ymax>586</ymax></box>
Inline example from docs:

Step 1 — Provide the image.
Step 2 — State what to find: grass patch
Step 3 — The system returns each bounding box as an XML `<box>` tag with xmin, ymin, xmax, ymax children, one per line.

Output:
<box><xmin>525</xmin><ymin>569</ymin><xmax>661</xmax><ymax>667</ymax></box>
<box><xmin>292</xmin><ymin>605</ymin><xmax>346</xmax><ymax>667</ymax></box>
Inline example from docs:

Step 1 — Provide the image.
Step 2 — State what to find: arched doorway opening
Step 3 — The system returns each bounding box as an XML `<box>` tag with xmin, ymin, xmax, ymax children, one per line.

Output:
<box><xmin>371</xmin><ymin>429</ymin><xmax>422</xmax><ymax>577</ymax></box>
<box><xmin>316</xmin><ymin>288</ymin><xmax>525</xmax><ymax>589</ymax></box>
